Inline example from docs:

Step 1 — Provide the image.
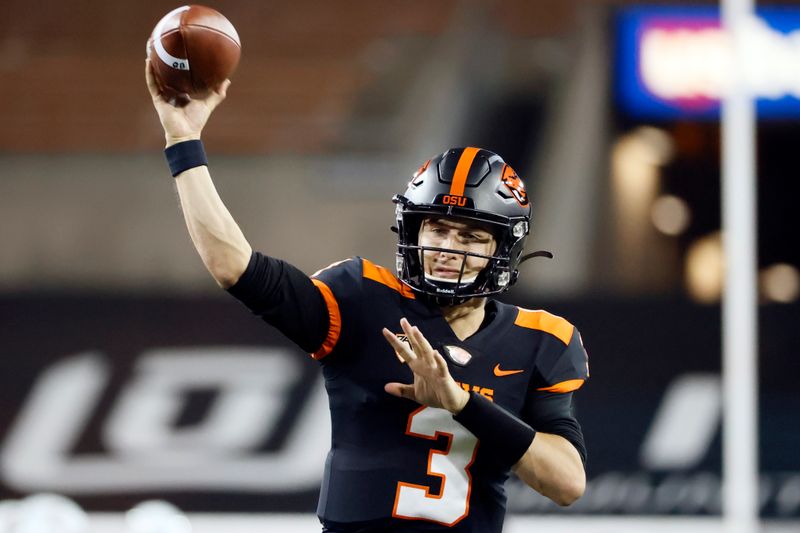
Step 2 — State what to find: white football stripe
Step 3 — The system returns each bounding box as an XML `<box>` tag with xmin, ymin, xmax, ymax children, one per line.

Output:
<box><xmin>153</xmin><ymin>5</ymin><xmax>191</xmax><ymax>71</ymax></box>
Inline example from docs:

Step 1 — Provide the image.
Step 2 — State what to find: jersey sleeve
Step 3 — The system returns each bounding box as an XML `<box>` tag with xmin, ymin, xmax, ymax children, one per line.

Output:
<box><xmin>533</xmin><ymin>327</ymin><xmax>590</xmax><ymax>393</ymax></box>
<box><xmin>227</xmin><ymin>253</ymin><xmax>363</xmax><ymax>360</ymax></box>
<box><xmin>521</xmin><ymin>390</ymin><xmax>587</xmax><ymax>465</ymax></box>
<box><xmin>522</xmin><ymin>327</ymin><xmax>590</xmax><ymax>464</ymax></box>
<box><xmin>226</xmin><ymin>252</ymin><xmax>330</xmax><ymax>353</ymax></box>
<box><xmin>309</xmin><ymin>257</ymin><xmax>364</xmax><ymax>360</ymax></box>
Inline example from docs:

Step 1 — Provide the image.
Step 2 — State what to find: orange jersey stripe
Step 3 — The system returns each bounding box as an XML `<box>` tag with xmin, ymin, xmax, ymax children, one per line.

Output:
<box><xmin>310</xmin><ymin>279</ymin><xmax>342</xmax><ymax>360</ymax></box>
<box><xmin>448</xmin><ymin>147</ymin><xmax>480</xmax><ymax>197</ymax></box>
<box><xmin>362</xmin><ymin>259</ymin><xmax>416</xmax><ymax>299</ymax></box>
<box><xmin>537</xmin><ymin>379</ymin><xmax>585</xmax><ymax>394</ymax></box>
<box><xmin>513</xmin><ymin>308</ymin><xmax>574</xmax><ymax>345</ymax></box>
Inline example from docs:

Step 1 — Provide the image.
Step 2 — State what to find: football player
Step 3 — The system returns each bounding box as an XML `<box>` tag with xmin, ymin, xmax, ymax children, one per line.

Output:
<box><xmin>146</xmin><ymin>60</ymin><xmax>589</xmax><ymax>533</ymax></box>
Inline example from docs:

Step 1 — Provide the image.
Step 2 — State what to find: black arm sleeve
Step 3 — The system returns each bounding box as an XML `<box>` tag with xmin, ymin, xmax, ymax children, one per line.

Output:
<box><xmin>226</xmin><ymin>251</ymin><xmax>330</xmax><ymax>353</ymax></box>
<box><xmin>523</xmin><ymin>391</ymin><xmax>587</xmax><ymax>466</ymax></box>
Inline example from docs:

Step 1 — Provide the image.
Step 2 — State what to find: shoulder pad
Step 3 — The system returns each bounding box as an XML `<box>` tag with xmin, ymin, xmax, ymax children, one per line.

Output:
<box><xmin>514</xmin><ymin>307</ymin><xmax>574</xmax><ymax>345</ymax></box>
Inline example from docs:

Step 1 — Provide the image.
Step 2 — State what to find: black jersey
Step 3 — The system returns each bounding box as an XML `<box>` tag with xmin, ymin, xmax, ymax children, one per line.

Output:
<box><xmin>304</xmin><ymin>257</ymin><xmax>589</xmax><ymax>532</ymax></box>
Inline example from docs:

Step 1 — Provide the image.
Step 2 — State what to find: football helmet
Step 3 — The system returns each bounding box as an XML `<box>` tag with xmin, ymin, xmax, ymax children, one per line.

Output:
<box><xmin>393</xmin><ymin>147</ymin><xmax>550</xmax><ymax>304</ymax></box>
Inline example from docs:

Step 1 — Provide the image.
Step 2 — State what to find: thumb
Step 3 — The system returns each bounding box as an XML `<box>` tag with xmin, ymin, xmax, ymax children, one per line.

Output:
<box><xmin>385</xmin><ymin>382</ymin><xmax>417</xmax><ymax>402</ymax></box>
<box><xmin>144</xmin><ymin>58</ymin><xmax>163</xmax><ymax>102</ymax></box>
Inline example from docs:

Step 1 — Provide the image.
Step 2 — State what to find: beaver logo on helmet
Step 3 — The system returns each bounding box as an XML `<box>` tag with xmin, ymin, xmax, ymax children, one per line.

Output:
<box><xmin>501</xmin><ymin>165</ymin><xmax>529</xmax><ymax>207</ymax></box>
<box><xmin>412</xmin><ymin>159</ymin><xmax>431</xmax><ymax>180</ymax></box>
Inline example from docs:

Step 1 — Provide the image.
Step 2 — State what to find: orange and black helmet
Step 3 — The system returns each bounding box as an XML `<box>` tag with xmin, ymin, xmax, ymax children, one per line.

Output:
<box><xmin>393</xmin><ymin>147</ymin><xmax>550</xmax><ymax>304</ymax></box>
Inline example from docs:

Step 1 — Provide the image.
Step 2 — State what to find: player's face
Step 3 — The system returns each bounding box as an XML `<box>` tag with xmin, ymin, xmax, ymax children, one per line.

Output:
<box><xmin>418</xmin><ymin>217</ymin><xmax>497</xmax><ymax>282</ymax></box>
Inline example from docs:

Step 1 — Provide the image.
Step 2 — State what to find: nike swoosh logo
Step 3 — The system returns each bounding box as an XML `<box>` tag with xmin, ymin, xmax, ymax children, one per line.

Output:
<box><xmin>494</xmin><ymin>364</ymin><xmax>524</xmax><ymax>377</ymax></box>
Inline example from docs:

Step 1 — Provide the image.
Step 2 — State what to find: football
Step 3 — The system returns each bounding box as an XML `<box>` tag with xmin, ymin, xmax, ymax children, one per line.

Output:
<box><xmin>146</xmin><ymin>5</ymin><xmax>241</xmax><ymax>106</ymax></box>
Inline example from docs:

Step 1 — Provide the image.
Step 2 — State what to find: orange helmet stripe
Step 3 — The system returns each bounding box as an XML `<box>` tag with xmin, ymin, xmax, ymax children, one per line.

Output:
<box><xmin>448</xmin><ymin>147</ymin><xmax>480</xmax><ymax>197</ymax></box>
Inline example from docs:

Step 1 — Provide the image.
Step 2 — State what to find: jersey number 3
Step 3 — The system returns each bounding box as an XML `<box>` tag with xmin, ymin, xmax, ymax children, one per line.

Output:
<box><xmin>392</xmin><ymin>406</ymin><xmax>479</xmax><ymax>526</ymax></box>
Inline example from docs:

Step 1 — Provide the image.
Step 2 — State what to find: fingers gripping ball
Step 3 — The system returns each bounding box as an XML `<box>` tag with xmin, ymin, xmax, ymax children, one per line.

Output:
<box><xmin>146</xmin><ymin>5</ymin><xmax>241</xmax><ymax>106</ymax></box>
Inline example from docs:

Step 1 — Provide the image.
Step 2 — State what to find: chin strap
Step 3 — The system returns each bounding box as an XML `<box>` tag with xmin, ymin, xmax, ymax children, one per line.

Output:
<box><xmin>518</xmin><ymin>250</ymin><xmax>554</xmax><ymax>264</ymax></box>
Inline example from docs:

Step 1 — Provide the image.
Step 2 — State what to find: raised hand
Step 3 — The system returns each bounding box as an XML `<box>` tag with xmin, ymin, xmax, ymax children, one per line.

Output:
<box><xmin>382</xmin><ymin>318</ymin><xmax>469</xmax><ymax>414</ymax></box>
<box><xmin>145</xmin><ymin>59</ymin><xmax>230</xmax><ymax>146</ymax></box>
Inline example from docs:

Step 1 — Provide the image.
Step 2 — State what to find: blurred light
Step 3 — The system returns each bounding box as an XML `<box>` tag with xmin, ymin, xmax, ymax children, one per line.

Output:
<box><xmin>641</xmin><ymin>26</ymin><xmax>730</xmax><ymax>101</ymax></box>
<box><xmin>685</xmin><ymin>232</ymin><xmax>723</xmax><ymax>303</ymax></box>
<box><xmin>642</xmin><ymin>17</ymin><xmax>800</xmax><ymax>101</ymax></box>
<box><xmin>126</xmin><ymin>500</ymin><xmax>192</xmax><ymax>533</ymax></box>
<box><xmin>0</xmin><ymin>499</ymin><xmax>19</xmax><ymax>531</ymax></box>
<box><xmin>611</xmin><ymin>127</ymin><xmax>676</xmax><ymax>285</ymax></box>
<box><xmin>761</xmin><ymin>263</ymin><xmax>800</xmax><ymax>303</ymax></box>
<box><xmin>651</xmin><ymin>195</ymin><xmax>691</xmax><ymax>236</ymax></box>
<box><xmin>616</xmin><ymin>6</ymin><xmax>800</xmax><ymax>118</ymax></box>
<box><xmin>632</xmin><ymin>126</ymin><xmax>675</xmax><ymax>166</ymax></box>
<box><xmin>612</xmin><ymin>127</ymin><xmax>673</xmax><ymax>198</ymax></box>
<box><xmin>14</xmin><ymin>493</ymin><xmax>88</xmax><ymax>533</ymax></box>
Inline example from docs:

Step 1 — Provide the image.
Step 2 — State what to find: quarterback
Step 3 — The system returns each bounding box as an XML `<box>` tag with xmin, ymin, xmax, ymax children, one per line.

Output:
<box><xmin>146</xmin><ymin>60</ymin><xmax>589</xmax><ymax>532</ymax></box>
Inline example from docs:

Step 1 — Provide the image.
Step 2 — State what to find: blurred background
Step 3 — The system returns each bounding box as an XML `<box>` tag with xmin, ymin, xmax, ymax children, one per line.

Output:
<box><xmin>1</xmin><ymin>0</ymin><xmax>798</xmax><ymax>531</ymax></box>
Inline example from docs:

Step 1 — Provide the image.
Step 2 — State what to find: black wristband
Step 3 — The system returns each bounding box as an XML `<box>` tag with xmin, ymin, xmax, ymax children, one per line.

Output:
<box><xmin>164</xmin><ymin>139</ymin><xmax>208</xmax><ymax>177</ymax></box>
<box><xmin>453</xmin><ymin>392</ymin><xmax>536</xmax><ymax>469</ymax></box>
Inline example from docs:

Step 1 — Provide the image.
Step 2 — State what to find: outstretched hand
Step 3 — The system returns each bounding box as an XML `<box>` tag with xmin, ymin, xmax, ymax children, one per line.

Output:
<box><xmin>382</xmin><ymin>318</ymin><xmax>470</xmax><ymax>414</ymax></box>
<box><xmin>145</xmin><ymin>59</ymin><xmax>230</xmax><ymax>146</ymax></box>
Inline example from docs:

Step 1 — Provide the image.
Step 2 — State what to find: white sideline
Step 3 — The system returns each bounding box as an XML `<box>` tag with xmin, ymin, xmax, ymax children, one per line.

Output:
<box><xmin>87</xmin><ymin>513</ymin><xmax>799</xmax><ymax>533</ymax></box>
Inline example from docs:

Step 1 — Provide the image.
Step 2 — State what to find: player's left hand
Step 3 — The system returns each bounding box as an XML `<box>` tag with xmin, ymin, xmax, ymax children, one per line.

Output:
<box><xmin>382</xmin><ymin>318</ymin><xmax>470</xmax><ymax>414</ymax></box>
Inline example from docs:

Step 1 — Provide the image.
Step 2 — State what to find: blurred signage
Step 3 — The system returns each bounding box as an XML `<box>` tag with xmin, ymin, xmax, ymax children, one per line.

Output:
<box><xmin>0</xmin><ymin>295</ymin><xmax>798</xmax><ymax>516</ymax></box>
<box><xmin>616</xmin><ymin>6</ymin><xmax>800</xmax><ymax>119</ymax></box>
<box><xmin>1</xmin><ymin>349</ymin><xmax>330</xmax><ymax>493</ymax></box>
